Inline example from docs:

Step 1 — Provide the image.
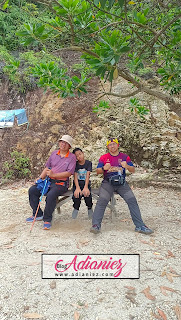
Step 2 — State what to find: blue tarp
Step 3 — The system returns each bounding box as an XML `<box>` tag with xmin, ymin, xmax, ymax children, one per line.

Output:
<box><xmin>0</xmin><ymin>109</ymin><xmax>28</xmax><ymax>128</ymax></box>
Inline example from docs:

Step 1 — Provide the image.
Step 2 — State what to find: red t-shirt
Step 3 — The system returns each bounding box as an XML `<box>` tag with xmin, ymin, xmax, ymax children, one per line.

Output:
<box><xmin>97</xmin><ymin>152</ymin><xmax>134</xmax><ymax>180</ymax></box>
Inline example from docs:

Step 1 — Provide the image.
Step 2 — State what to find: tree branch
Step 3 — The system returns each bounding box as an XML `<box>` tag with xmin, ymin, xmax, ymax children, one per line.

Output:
<box><xmin>127</xmin><ymin>20</ymin><xmax>157</xmax><ymax>35</ymax></box>
<box><xmin>151</xmin><ymin>13</ymin><xmax>181</xmax><ymax>44</ymax></box>
<box><xmin>56</xmin><ymin>46</ymin><xmax>99</xmax><ymax>58</ymax></box>
<box><xmin>53</xmin><ymin>45</ymin><xmax>181</xmax><ymax>115</ymax></box>
<box><xmin>91</xmin><ymin>19</ymin><xmax>157</xmax><ymax>36</ymax></box>
<box><xmin>118</xmin><ymin>67</ymin><xmax>181</xmax><ymax>115</ymax></box>
<box><xmin>68</xmin><ymin>17</ymin><xmax>75</xmax><ymax>46</ymax></box>
<box><xmin>86</xmin><ymin>0</ymin><xmax>121</xmax><ymax>18</ymax></box>
<box><xmin>97</xmin><ymin>89</ymin><xmax>140</xmax><ymax>99</ymax></box>
<box><xmin>138</xmin><ymin>13</ymin><xmax>181</xmax><ymax>57</ymax></box>
<box><xmin>129</xmin><ymin>26</ymin><xmax>152</xmax><ymax>48</ymax></box>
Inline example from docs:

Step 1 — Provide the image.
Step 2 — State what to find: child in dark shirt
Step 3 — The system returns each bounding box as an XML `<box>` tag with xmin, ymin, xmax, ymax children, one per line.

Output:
<box><xmin>72</xmin><ymin>148</ymin><xmax>93</xmax><ymax>219</ymax></box>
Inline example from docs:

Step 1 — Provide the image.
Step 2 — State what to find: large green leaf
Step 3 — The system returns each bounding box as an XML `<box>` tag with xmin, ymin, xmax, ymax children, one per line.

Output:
<box><xmin>109</xmin><ymin>0</ymin><xmax>115</xmax><ymax>8</ymax></box>
<box><xmin>118</xmin><ymin>0</ymin><xmax>125</xmax><ymax>8</ymax></box>
<box><xmin>2</xmin><ymin>0</ymin><xmax>9</xmax><ymax>10</ymax></box>
<box><xmin>119</xmin><ymin>46</ymin><xmax>130</xmax><ymax>53</ymax></box>
<box><xmin>100</xmin><ymin>0</ymin><xmax>107</xmax><ymax>9</ymax></box>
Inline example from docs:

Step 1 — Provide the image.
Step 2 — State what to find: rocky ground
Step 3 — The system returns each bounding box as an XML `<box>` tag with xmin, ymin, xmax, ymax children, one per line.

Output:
<box><xmin>0</xmin><ymin>181</ymin><xmax>181</xmax><ymax>320</ymax></box>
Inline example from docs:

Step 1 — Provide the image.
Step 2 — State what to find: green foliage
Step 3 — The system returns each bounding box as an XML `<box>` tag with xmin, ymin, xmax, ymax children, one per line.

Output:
<box><xmin>0</xmin><ymin>2</ymin><xmax>36</xmax><ymax>51</ymax></box>
<box><xmin>2</xmin><ymin>151</ymin><xmax>31</xmax><ymax>180</ymax></box>
<box><xmin>83</xmin><ymin>30</ymin><xmax>130</xmax><ymax>82</ymax></box>
<box><xmin>16</xmin><ymin>23</ymin><xmax>53</xmax><ymax>48</ymax></box>
<box><xmin>1</xmin><ymin>0</ymin><xmax>181</xmax><ymax>100</ymax></box>
<box><xmin>157</xmin><ymin>63</ymin><xmax>181</xmax><ymax>95</ymax></box>
<box><xmin>31</xmin><ymin>61</ymin><xmax>91</xmax><ymax>97</ymax></box>
<box><xmin>72</xmin><ymin>62</ymin><xmax>95</xmax><ymax>77</ymax></box>
<box><xmin>2</xmin><ymin>161</ymin><xmax>14</xmax><ymax>180</ymax></box>
<box><xmin>0</xmin><ymin>47</ymin><xmax>64</xmax><ymax>92</ymax></box>
<box><xmin>3</xmin><ymin>58</ymin><xmax>20</xmax><ymax>75</ymax></box>
<box><xmin>127</xmin><ymin>53</ymin><xmax>144</xmax><ymax>73</ymax></box>
<box><xmin>19</xmin><ymin>50</ymin><xmax>63</xmax><ymax>67</ymax></box>
<box><xmin>94</xmin><ymin>0</ymin><xmax>125</xmax><ymax>9</ymax></box>
<box><xmin>128</xmin><ymin>98</ymin><xmax>149</xmax><ymax>119</ymax></box>
<box><xmin>2</xmin><ymin>0</ymin><xmax>10</xmax><ymax>11</ymax></box>
<box><xmin>0</xmin><ymin>45</ymin><xmax>14</xmax><ymax>63</ymax></box>
<box><xmin>53</xmin><ymin>0</ymin><xmax>85</xmax><ymax>16</ymax></box>
<box><xmin>92</xmin><ymin>100</ymin><xmax>110</xmax><ymax>113</ymax></box>
<box><xmin>0</xmin><ymin>47</ymin><xmax>23</xmax><ymax>89</ymax></box>
<box><xmin>133</xmin><ymin>10</ymin><xmax>148</xmax><ymax>25</ymax></box>
<box><xmin>138</xmin><ymin>67</ymin><xmax>153</xmax><ymax>77</ymax></box>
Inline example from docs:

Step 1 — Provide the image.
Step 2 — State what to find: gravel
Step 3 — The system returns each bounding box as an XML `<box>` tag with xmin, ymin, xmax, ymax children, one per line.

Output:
<box><xmin>0</xmin><ymin>182</ymin><xmax>181</xmax><ymax>320</ymax></box>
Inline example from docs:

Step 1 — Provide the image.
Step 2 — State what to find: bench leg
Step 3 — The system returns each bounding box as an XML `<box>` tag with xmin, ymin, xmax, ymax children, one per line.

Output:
<box><xmin>56</xmin><ymin>197</ymin><xmax>61</xmax><ymax>214</ymax></box>
<box><xmin>55</xmin><ymin>195</ymin><xmax>72</xmax><ymax>215</ymax></box>
<box><xmin>110</xmin><ymin>194</ymin><xmax>117</xmax><ymax>221</ymax></box>
<box><xmin>57</xmin><ymin>207</ymin><xmax>61</xmax><ymax>214</ymax></box>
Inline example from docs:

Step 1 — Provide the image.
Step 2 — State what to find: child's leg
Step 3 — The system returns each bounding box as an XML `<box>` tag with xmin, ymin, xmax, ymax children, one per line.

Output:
<box><xmin>72</xmin><ymin>195</ymin><xmax>81</xmax><ymax>210</ymax></box>
<box><xmin>72</xmin><ymin>194</ymin><xmax>81</xmax><ymax>219</ymax></box>
<box><xmin>84</xmin><ymin>193</ymin><xmax>93</xmax><ymax>219</ymax></box>
<box><xmin>84</xmin><ymin>193</ymin><xmax>93</xmax><ymax>209</ymax></box>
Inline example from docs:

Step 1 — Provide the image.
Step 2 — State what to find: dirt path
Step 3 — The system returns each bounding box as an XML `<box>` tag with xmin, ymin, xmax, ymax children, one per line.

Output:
<box><xmin>0</xmin><ymin>182</ymin><xmax>181</xmax><ymax>320</ymax></box>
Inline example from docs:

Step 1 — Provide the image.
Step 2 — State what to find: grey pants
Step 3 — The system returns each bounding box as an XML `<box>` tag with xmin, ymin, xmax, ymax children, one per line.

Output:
<box><xmin>92</xmin><ymin>180</ymin><xmax>145</xmax><ymax>228</ymax></box>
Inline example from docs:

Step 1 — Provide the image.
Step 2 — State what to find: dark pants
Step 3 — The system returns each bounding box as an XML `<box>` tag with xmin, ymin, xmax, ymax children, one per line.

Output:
<box><xmin>92</xmin><ymin>180</ymin><xmax>145</xmax><ymax>228</ymax></box>
<box><xmin>29</xmin><ymin>183</ymin><xmax>67</xmax><ymax>222</ymax></box>
<box><xmin>72</xmin><ymin>184</ymin><xmax>93</xmax><ymax>210</ymax></box>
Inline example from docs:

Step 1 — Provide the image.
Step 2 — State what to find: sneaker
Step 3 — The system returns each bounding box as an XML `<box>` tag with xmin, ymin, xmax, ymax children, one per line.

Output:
<box><xmin>43</xmin><ymin>222</ymin><xmax>51</xmax><ymax>230</ymax></box>
<box><xmin>90</xmin><ymin>224</ymin><xmax>101</xmax><ymax>234</ymax></box>
<box><xmin>72</xmin><ymin>209</ymin><xmax>79</xmax><ymax>219</ymax></box>
<box><xmin>88</xmin><ymin>208</ymin><xmax>93</xmax><ymax>220</ymax></box>
<box><xmin>135</xmin><ymin>225</ymin><xmax>154</xmax><ymax>234</ymax></box>
<box><xmin>26</xmin><ymin>215</ymin><xmax>43</xmax><ymax>222</ymax></box>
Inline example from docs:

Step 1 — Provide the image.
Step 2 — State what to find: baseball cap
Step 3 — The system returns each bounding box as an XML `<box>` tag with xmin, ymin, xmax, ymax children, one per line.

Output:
<box><xmin>59</xmin><ymin>135</ymin><xmax>73</xmax><ymax>147</ymax></box>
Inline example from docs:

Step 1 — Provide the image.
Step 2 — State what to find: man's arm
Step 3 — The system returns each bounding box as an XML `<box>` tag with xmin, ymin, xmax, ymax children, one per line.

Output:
<box><xmin>96</xmin><ymin>161</ymin><xmax>111</xmax><ymax>175</ymax></box>
<box><xmin>46</xmin><ymin>169</ymin><xmax>72</xmax><ymax>179</ymax></box>
<box><xmin>96</xmin><ymin>167</ymin><xmax>104</xmax><ymax>175</ymax></box>
<box><xmin>126</xmin><ymin>164</ymin><xmax>135</xmax><ymax>173</ymax></box>
<box><xmin>37</xmin><ymin>167</ymin><xmax>49</xmax><ymax>180</ymax></box>
<box><xmin>121</xmin><ymin>161</ymin><xmax>135</xmax><ymax>173</ymax></box>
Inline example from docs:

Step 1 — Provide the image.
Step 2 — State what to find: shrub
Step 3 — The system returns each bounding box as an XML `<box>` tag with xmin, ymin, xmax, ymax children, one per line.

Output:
<box><xmin>2</xmin><ymin>151</ymin><xmax>31</xmax><ymax>180</ymax></box>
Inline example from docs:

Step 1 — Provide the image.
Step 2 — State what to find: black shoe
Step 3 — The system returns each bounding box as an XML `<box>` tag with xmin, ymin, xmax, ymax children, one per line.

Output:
<box><xmin>135</xmin><ymin>225</ymin><xmax>154</xmax><ymax>234</ymax></box>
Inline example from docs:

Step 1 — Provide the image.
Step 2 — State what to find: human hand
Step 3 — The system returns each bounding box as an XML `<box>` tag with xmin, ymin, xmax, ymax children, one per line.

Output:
<box><xmin>74</xmin><ymin>188</ymin><xmax>81</xmax><ymax>198</ymax></box>
<box><xmin>120</xmin><ymin>161</ymin><xmax>127</xmax><ymax>169</ymax></box>
<box><xmin>46</xmin><ymin>168</ymin><xmax>55</xmax><ymax>177</ymax></box>
<box><xmin>35</xmin><ymin>177</ymin><xmax>41</xmax><ymax>183</ymax></box>
<box><xmin>82</xmin><ymin>187</ymin><xmax>90</xmax><ymax>197</ymax></box>
<box><xmin>103</xmin><ymin>159</ymin><xmax>111</xmax><ymax>171</ymax></box>
<box><xmin>108</xmin><ymin>166</ymin><xmax>120</xmax><ymax>172</ymax></box>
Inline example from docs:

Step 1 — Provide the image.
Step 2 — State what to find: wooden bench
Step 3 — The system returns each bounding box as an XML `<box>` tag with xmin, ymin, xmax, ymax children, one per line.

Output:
<box><xmin>55</xmin><ymin>188</ymin><xmax>117</xmax><ymax>220</ymax></box>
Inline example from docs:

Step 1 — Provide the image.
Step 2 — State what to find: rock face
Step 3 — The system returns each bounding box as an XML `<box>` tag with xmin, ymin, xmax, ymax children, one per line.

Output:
<box><xmin>0</xmin><ymin>56</ymin><xmax>181</xmax><ymax>185</ymax></box>
<box><xmin>94</xmin><ymin>78</ymin><xmax>181</xmax><ymax>172</ymax></box>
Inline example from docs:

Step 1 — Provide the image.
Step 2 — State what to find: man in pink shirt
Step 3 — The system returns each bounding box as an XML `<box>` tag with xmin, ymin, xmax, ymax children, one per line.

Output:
<box><xmin>90</xmin><ymin>138</ymin><xmax>153</xmax><ymax>235</ymax></box>
<box><xmin>26</xmin><ymin>135</ymin><xmax>76</xmax><ymax>230</ymax></box>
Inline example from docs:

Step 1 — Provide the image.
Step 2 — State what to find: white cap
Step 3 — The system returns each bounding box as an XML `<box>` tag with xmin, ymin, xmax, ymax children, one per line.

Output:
<box><xmin>59</xmin><ymin>135</ymin><xmax>73</xmax><ymax>147</ymax></box>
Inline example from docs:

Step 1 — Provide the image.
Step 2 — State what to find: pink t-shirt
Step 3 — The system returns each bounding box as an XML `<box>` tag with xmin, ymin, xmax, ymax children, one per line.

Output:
<box><xmin>45</xmin><ymin>149</ymin><xmax>76</xmax><ymax>181</ymax></box>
